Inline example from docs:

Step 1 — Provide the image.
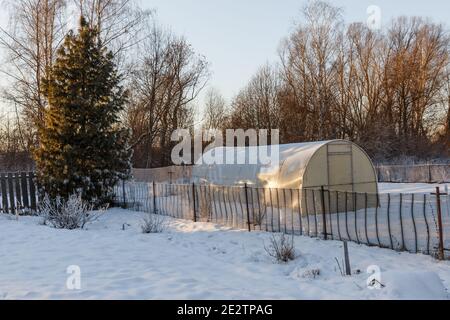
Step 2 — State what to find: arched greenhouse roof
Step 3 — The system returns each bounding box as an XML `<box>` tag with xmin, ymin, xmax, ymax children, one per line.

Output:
<box><xmin>193</xmin><ymin>140</ymin><xmax>378</xmax><ymax>194</ymax></box>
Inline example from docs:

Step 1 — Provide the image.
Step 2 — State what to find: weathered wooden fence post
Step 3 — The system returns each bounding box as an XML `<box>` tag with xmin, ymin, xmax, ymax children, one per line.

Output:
<box><xmin>0</xmin><ymin>172</ymin><xmax>36</xmax><ymax>213</ymax></box>
<box><xmin>122</xmin><ymin>179</ymin><xmax>126</xmax><ymax>208</ymax></box>
<box><xmin>1</xmin><ymin>173</ymin><xmax>8</xmax><ymax>213</ymax></box>
<box><xmin>152</xmin><ymin>181</ymin><xmax>157</xmax><ymax>214</ymax></box>
<box><xmin>320</xmin><ymin>186</ymin><xmax>328</xmax><ymax>240</ymax></box>
<box><xmin>244</xmin><ymin>183</ymin><xmax>251</xmax><ymax>232</ymax></box>
<box><xmin>7</xmin><ymin>172</ymin><xmax>15</xmax><ymax>212</ymax></box>
<box><xmin>20</xmin><ymin>172</ymin><xmax>29</xmax><ymax>209</ymax></box>
<box><xmin>192</xmin><ymin>182</ymin><xmax>197</xmax><ymax>222</ymax></box>
<box><xmin>29</xmin><ymin>172</ymin><xmax>37</xmax><ymax>211</ymax></box>
<box><xmin>14</xmin><ymin>173</ymin><xmax>22</xmax><ymax>210</ymax></box>
<box><xmin>433</xmin><ymin>187</ymin><xmax>446</xmax><ymax>260</ymax></box>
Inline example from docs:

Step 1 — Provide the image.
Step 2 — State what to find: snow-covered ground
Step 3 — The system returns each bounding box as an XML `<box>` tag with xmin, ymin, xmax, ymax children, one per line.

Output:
<box><xmin>379</xmin><ymin>182</ymin><xmax>449</xmax><ymax>194</ymax></box>
<box><xmin>0</xmin><ymin>208</ymin><xmax>449</xmax><ymax>300</ymax></box>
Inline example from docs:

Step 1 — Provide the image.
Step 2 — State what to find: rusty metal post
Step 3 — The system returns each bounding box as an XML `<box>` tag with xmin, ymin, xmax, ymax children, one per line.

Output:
<box><xmin>433</xmin><ymin>187</ymin><xmax>445</xmax><ymax>260</ymax></box>
<box><xmin>192</xmin><ymin>182</ymin><xmax>197</xmax><ymax>222</ymax></box>
<box><xmin>244</xmin><ymin>183</ymin><xmax>251</xmax><ymax>232</ymax></box>
<box><xmin>321</xmin><ymin>186</ymin><xmax>328</xmax><ymax>240</ymax></box>
<box><xmin>343</xmin><ymin>241</ymin><xmax>351</xmax><ymax>276</ymax></box>
<box><xmin>428</xmin><ymin>163</ymin><xmax>432</xmax><ymax>183</ymax></box>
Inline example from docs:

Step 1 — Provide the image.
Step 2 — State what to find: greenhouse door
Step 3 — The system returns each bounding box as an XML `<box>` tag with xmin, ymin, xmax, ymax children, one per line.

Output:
<box><xmin>326</xmin><ymin>142</ymin><xmax>354</xmax><ymax>192</ymax></box>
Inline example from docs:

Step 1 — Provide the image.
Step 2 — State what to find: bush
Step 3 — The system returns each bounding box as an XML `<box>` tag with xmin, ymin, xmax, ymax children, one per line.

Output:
<box><xmin>264</xmin><ymin>233</ymin><xmax>296</xmax><ymax>263</ymax></box>
<box><xmin>39</xmin><ymin>193</ymin><xmax>102</xmax><ymax>230</ymax></box>
<box><xmin>141</xmin><ymin>213</ymin><xmax>167</xmax><ymax>234</ymax></box>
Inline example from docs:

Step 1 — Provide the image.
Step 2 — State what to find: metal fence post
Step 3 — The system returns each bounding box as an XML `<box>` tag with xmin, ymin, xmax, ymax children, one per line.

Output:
<box><xmin>433</xmin><ymin>187</ymin><xmax>446</xmax><ymax>260</ymax></box>
<box><xmin>244</xmin><ymin>183</ymin><xmax>251</xmax><ymax>232</ymax></box>
<box><xmin>343</xmin><ymin>241</ymin><xmax>351</xmax><ymax>276</ymax></box>
<box><xmin>428</xmin><ymin>162</ymin><xmax>432</xmax><ymax>183</ymax></box>
<box><xmin>320</xmin><ymin>186</ymin><xmax>328</xmax><ymax>240</ymax></box>
<box><xmin>192</xmin><ymin>182</ymin><xmax>197</xmax><ymax>222</ymax></box>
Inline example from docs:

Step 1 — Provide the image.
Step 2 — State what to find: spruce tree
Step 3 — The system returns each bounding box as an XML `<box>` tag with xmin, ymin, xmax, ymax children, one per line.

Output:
<box><xmin>35</xmin><ymin>17</ymin><xmax>131</xmax><ymax>204</ymax></box>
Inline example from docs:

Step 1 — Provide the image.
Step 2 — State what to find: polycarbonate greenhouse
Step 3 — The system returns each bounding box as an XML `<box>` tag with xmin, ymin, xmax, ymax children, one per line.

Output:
<box><xmin>193</xmin><ymin>140</ymin><xmax>378</xmax><ymax>194</ymax></box>
<box><xmin>193</xmin><ymin>140</ymin><xmax>379</xmax><ymax>213</ymax></box>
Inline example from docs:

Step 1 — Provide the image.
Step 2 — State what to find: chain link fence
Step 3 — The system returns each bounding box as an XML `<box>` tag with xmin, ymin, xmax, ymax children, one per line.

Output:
<box><xmin>376</xmin><ymin>164</ymin><xmax>450</xmax><ymax>183</ymax></box>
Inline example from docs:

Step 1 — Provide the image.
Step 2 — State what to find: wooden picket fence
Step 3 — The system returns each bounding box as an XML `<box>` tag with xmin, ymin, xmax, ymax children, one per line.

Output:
<box><xmin>0</xmin><ymin>172</ymin><xmax>38</xmax><ymax>213</ymax></box>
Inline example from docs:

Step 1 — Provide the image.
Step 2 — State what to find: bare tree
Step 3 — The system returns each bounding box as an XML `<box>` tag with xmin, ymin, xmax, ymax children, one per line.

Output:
<box><xmin>0</xmin><ymin>0</ymin><xmax>67</xmax><ymax>148</ymax></box>
<box><xmin>444</xmin><ymin>70</ymin><xmax>450</xmax><ymax>153</ymax></box>
<box><xmin>336</xmin><ymin>22</ymin><xmax>391</xmax><ymax>157</ymax></box>
<box><xmin>230</xmin><ymin>64</ymin><xmax>281</xmax><ymax>136</ymax></box>
<box><xmin>0</xmin><ymin>112</ymin><xmax>34</xmax><ymax>171</ymax></box>
<box><xmin>279</xmin><ymin>0</ymin><xmax>343</xmax><ymax>141</ymax></box>
<box><xmin>381</xmin><ymin>17</ymin><xmax>450</xmax><ymax>157</ymax></box>
<box><xmin>0</xmin><ymin>0</ymin><xmax>151</xmax><ymax>152</ymax></box>
<box><xmin>125</xmin><ymin>23</ymin><xmax>209</xmax><ymax>168</ymax></box>
<box><xmin>203</xmin><ymin>88</ymin><xmax>228</xmax><ymax>130</ymax></box>
<box><xmin>74</xmin><ymin>0</ymin><xmax>151</xmax><ymax>59</ymax></box>
<box><xmin>228</xmin><ymin>0</ymin><xmax>449</xmax><ymax>160</ymax></box>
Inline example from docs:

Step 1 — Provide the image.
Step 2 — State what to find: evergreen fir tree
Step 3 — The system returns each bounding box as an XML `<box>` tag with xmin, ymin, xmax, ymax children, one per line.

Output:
<box><xmin>35</xmin><ymin>17</ymin><xmax>131</xmax><ymax>204</ymax></box>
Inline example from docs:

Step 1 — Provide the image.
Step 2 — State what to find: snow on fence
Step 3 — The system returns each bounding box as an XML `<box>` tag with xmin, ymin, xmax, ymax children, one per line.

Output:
<box><xmin>130</xmin><ymin>164</ymin><xmax>449</xmax><ymax>185</ymax></box>
<box><xmin>132</xmin><ymin>166</ymin><xmax>192</xmax><ymax>184</ymax></box>
<box><xmin>129</xmin><ymin>164</ymin><xmax>449</xmax><ymax>184</ymax></box>
<box><xmin>376</xmin><ymin>164</ymin><xmax>450</xmax><ymax>183</ymax></box>
<box><xmin>114</xmin><ymin>181</ymin><xmax>450</xmax><ymax>260</ymax></box>
<box><xmin>0</xmin><ymin>172</ymin><xmax>38</xmax><ymax>213</ymax></box>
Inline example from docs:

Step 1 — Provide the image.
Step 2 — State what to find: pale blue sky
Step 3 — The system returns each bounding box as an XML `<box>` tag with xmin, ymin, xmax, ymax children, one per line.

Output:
<box><xmin>1</xmin><ymin>0</ymin><xmax>450</xmax><ymax>110</ymax></box>
<box><xmin>139</xmin><ymin>0</ymin><xmax>450</xmax><ymax>102</ymax></box>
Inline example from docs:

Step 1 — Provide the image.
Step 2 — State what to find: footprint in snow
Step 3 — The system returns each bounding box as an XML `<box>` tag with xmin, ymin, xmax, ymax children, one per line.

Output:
<box><xmin>210</xmin><ymin>246</ymin><xmax>227</xmax><ymax>254</ymax></box>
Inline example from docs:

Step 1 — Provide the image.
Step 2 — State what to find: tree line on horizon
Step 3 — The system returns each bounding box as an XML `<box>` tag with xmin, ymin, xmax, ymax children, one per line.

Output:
<box><xmin>0</xmin><ymin>0</ymin><xmax>448</xmax><ymax>172</ymax></box>
<box><xmin>205</xmin><ymin>1</ymin><xmax>450</xmax><ymax>163</ymax></box>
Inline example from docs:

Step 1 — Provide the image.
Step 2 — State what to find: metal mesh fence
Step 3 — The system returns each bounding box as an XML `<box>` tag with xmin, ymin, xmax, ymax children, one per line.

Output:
<box><xmin>114</xmin><ymin>182</ymin><xmax>450</xmax><ymax>260</ymax></box>
<box><xmin>376</xmin><ymin>164</ymin><xmax>449</xmax><ymax>183</ymax></box>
